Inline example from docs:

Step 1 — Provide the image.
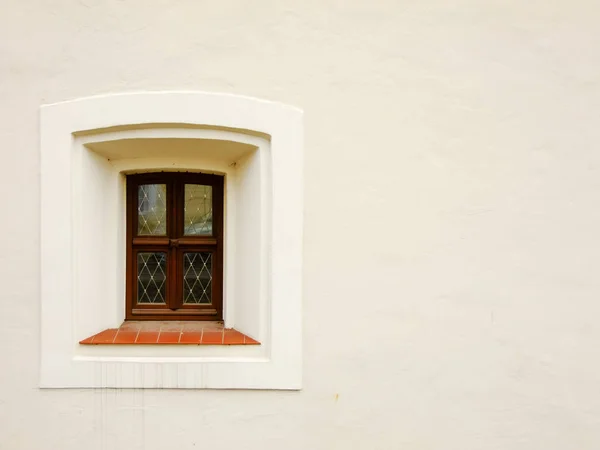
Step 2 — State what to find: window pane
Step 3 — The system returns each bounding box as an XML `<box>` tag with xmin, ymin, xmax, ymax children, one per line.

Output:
<box><xmin>184</xmin><ymin>184</ymin><xmax>213</xmax><ymax>235</ymax></box>
<box><xmin>138</xmin><ymin>184</ymin><xmax>167</xmax><ymax>235</ymax></box>
<box><xmin>183</xmin><ymin>252</ymin><xmax>212</xmax><ymax>304</ymax></box>
<box><xmin>137</xmin><ymin>252</ymin><xmax>167</xmax><ymax>304</ymax></box>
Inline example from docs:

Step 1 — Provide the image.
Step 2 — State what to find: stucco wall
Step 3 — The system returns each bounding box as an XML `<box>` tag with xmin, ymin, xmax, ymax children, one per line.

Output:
<box><xmin>1</xmin><ymin>0</ymin><xmax>600</xmax><ymax>448</ymax></box>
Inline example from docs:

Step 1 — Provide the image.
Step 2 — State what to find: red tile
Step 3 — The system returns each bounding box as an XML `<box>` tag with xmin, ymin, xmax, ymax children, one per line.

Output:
<box><xmin>223</xmin><ymin>330</ymin><xmax>245</xmax><ymax>344</ymax></box>
<box><xmin>179</xmin><ymin>331</ymin><xmax>202</xmax><ymax>344</ymax></box>
<box><xmin>136</xmin><ymin>331</ymin><xmax>159</xmax><ymax>344</ymax></box>
<box><xmin>78</xmin><ymin>323</ymin><xmax>256</xmax><ymax>346</ymax></box>
<box><xmin>244</xmin><ymin>336</ymin><xmax>260</xmax><ymax>345</ymax></box>
<box><xmin>119</xmin><ymin>322</ymin><xmax>142</xmax><ymax>332</ymax></box>
<box><xmin>181</xmin><ymin>322</ymin><xmax>208</xmax><ymax>332</ymax></box>
<box><xmin>158</xmin><ymin>331</ymin><xmax>181</xmax><ymax>344</ymax></box>
<box><xmin>160</xmin><ymin>323</ymin><xmax>184</xmax><ymax>332</ymax></box>
<box><xmin>113</xmin><ymin>331</ymin><xmax>138</xmax><ymax>344</ymax></box>
<box><xmin>201</xmin><ymin>330</ymin><xmax>223</xmax><ymax>344</ymax></box>
<box><xmin>92</xmin><ymin>329</ymin><xmax>118</xmax><ymax>344</ymax></box>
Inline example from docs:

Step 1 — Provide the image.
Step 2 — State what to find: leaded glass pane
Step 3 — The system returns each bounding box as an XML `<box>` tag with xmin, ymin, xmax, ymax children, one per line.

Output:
<box><xmin>184</xmin><ymin>184</ymin><xmax>213</xmax><ymax>235</ymax></box>
<box><xmin>137</xmin><ymin>184</ymin><xmax>167</xmax><ymax>235</ymax></box>
<box><xmin>137</xmin><ymin>252</ymin><xmax>167</xmax><ymax>304</ymax></box>
<box><xmin>183</xmin><ymin>252</ymin><xmax>212</xmax><ymax>304</ymax></box>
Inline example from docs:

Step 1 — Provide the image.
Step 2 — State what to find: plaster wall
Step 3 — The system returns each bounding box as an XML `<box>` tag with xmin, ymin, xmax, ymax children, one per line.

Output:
<box><xmin>1</xmin><ymin>0</ymin><xmax>600</xmax><ymax>448</ymax></box>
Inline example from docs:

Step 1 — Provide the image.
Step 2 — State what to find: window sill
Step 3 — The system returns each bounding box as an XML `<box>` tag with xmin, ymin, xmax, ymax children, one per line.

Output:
<box><xmin>79</xmin><ymin>321</ymin><xmax>259</xmax><ymax>345</ymax></box>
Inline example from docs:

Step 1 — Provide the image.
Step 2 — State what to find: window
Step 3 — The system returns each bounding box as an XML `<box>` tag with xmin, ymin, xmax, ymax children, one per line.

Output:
<box><xmin>41</xmin><ymin>92</ymin><xmax>302</xmax><ymax>389</ymax></box>
<box><xmin>126</xmin><ymin>172</ymin><xmax>224</xmax><ymax>320</ymax></box>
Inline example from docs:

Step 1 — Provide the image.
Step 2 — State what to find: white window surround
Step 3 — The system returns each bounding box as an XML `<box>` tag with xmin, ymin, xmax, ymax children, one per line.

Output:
<box><xmin>40</xmin><ymin>92</ymin><xmax>303</xmax><ymax>389</ymax></box>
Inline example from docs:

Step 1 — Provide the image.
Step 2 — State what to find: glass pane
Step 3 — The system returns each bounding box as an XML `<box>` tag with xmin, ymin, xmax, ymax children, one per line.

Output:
<box><xmin>184</xmin><ymin>184</ymin><xmax>213</xmax><ymax>235</ymax></box>
<box><xmin>183</xmin><ymin>252</ymin><xmax>212</xmax><ymax>304</ymax></box>
<box><xmin>137</xmin><ymin>252</ymin><xmax>167</xmax><ymax>304</ymax></box>
<box><xmin>137</xmin><ymin>184</ymin><xmax>167</xmax><ymax>235</ymax></box>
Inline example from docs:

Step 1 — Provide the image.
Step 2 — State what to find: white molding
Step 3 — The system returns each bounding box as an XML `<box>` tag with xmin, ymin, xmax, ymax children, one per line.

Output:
<box><xmin>40</xmin><ymin>92</ymin><xmax>303</xmax><ymax>389</ymax></box>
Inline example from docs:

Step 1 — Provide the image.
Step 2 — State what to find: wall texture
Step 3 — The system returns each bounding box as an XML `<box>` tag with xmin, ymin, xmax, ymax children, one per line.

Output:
<box><xmin>1</xmin><ymin>0</ymin><xmax>600</xmax><ymax>448</ymax></box>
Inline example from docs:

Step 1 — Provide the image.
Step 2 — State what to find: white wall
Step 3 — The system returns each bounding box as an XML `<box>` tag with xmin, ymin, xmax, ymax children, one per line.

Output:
<box><xmin>2</xmin><ymin>0</ymin><xmax>600</xmax><ymax>448</ymax></box>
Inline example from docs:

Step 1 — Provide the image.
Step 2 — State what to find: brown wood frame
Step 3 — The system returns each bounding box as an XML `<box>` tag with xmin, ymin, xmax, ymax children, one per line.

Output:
<box><xmin>126</xmin><ymin>172</ymin><xmax>224</xmax><ymax>320</ymax></box>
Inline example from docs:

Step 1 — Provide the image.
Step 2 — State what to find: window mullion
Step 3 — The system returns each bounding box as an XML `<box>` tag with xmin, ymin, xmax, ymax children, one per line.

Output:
<box><xmin>167</xmin><ymin>176</ymin><xmax>179</xmax><ymax>310</ymax></box>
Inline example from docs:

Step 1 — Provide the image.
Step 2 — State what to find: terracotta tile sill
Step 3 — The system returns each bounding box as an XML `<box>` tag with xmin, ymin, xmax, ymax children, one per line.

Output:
<box><xmin>79</xmin><ymin>321</ymin><xmax>260</xmax><ymax>345</ymax></box>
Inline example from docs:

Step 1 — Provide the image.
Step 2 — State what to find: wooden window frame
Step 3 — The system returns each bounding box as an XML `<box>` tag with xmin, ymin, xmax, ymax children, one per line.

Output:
<box><xmin>126</xmin><ymin>172</ymin><xmax>224</xmax><ymax>321</ymax></box>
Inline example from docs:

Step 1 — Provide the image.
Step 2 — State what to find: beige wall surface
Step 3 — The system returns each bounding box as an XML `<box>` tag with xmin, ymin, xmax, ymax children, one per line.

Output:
<box><xmin>1</xmin><ymin>0</ymin><xmax>600</xmax><ymax>448</ymax></box>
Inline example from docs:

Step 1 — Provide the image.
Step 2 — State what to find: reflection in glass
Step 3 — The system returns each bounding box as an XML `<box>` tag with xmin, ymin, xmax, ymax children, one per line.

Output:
<box><xmin>183</xmin><ymin>252</ymin><xmax>212</xmax><ymax>304</ymax></box>
<box><xmin>184</xmin><ymin>184</ymin><xmax>212</xmax><ymax>235</ymax></box>
<box><xmin>137</xmin><ymin>252</ymin><xmax>167</xmax><ymax>304</ymax></box>
<box><xmin>138</xmin><ymin>184</ymin><xmax>167</xmax><ymax>235</ymax></box>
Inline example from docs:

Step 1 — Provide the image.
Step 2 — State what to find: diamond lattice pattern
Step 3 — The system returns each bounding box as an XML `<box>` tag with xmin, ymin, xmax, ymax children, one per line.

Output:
<box><xmin>137</xmin><ymin>252</ymin><xmax>167</xmax><ymax>304</ymax></box>
<box><xmin>138</xmin><ymin>184</ymin><xmax>167</xmax><ymax>235</ymax></box>
<box><xmin>184</xmin><ymin>184</ymin><xmax>212</xmax><ymax>235</ymax></box>
<box><xmin>183</xmin><ymin>252</ymin><xmax>212</xmax><ymax>304</ymax></box>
